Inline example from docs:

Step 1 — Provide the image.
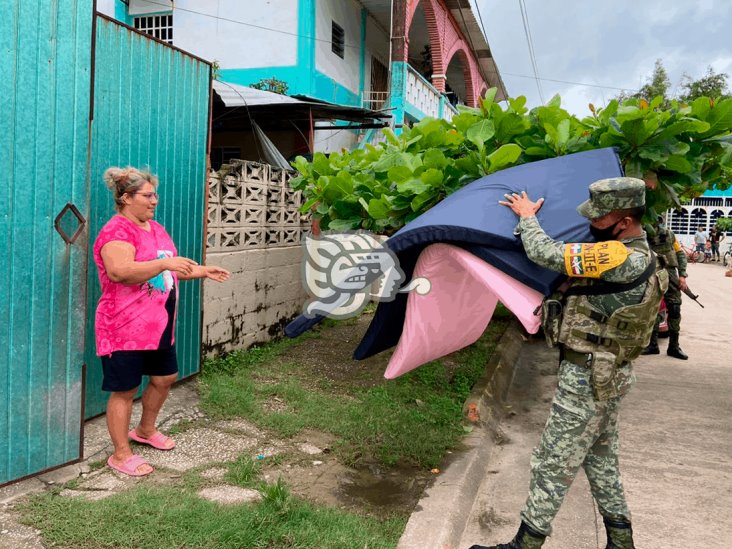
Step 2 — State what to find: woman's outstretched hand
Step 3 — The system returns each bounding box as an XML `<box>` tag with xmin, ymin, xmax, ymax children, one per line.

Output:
<box><xmin>204</xmin><ymin>265</ymin><xmax>231</xmax><ymax>282</ymax></box>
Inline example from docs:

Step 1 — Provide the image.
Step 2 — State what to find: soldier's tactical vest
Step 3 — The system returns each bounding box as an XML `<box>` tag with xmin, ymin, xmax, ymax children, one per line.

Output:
<box><xmin>557</xmin><ymin>248</ymin><xmax>669</xmax><ymax>366</ymax></box>
<box><xmin>648</xmin><ymin>226</ymin><xmax>678</xmax><ymax>268</ymax></box>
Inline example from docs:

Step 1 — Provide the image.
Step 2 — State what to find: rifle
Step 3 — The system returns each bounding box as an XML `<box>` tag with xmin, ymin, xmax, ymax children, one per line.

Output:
<box><xmin>682</xmin><ymin>286</ymin><xmax>704</xmax><ymax>308</ymax></box>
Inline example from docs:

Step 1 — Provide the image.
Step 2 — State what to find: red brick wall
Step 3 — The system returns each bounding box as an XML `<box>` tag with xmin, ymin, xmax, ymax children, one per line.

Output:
<box><xmin>394</xmin><ymin>0</ymin><xmax>486</xmax><ymax>107</ymax></box>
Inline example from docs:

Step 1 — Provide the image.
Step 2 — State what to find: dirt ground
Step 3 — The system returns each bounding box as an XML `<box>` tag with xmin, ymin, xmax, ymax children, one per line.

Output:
<box><xmin>209</xmin><ymin>313</ymin><xmax>439</xmax><ymax>519</ymax></box>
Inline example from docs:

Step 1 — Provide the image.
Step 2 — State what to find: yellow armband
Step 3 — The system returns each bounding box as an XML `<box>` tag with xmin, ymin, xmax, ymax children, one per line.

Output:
<box><xmin>563</xmin><ymin>241</ymin><xmax>629</xmax><ymax>278</ymax></box>
<box><xmin>672</xmin><ymin>240</ymin><xmax>682</xmax><ymax>252</ymax></box>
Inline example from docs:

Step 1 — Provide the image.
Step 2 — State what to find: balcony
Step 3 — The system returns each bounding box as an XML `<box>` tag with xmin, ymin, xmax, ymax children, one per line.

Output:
<box><xmin>405</xmin><ymin>65</ymin><xmax>458</xmax><ymax>122</ymax></box>
<box><xmin>362</xmin><ymin>90</ymin><xmax>390</xmax><ymax>112</ymax></box>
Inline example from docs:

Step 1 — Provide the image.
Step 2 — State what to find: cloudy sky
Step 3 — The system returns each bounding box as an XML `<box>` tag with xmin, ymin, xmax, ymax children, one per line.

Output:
<box><xmin>473</xmin><ymin>0</ymin><xmax>732</xmax><ymax>116</ymax></box>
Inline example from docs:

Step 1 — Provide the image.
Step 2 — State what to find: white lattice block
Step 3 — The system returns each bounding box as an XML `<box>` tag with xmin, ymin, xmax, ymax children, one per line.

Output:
<box><xmin>222</xmin><ymin>175</ymin><xmax>243</xmax><ymax>203</ymax></box>
<box><xmin>282</xmin><ymin>209</ymin><xmax>301</xmax><ymax>226</ymax></box>
<box><xmin>208</xmin><ymin>175</ymin><xmax>221</xmax><ymax>203</ymax></box>
<box><xmin>241</xmin><ymin>229</ymin><xmax>264</xmax><ymax>248</ymax></box>
<box><xmin>244</xmin><ymin>183</ymin><xmax>267</xmax><ymax>205</ymax></box>
<box><xmin>281</xmin><ymin>228</ymin><xmax>301</xmax><ymax>246</ymax></box>
<box><xmin>284</xmin><ymin>188</ymin><xmax>301</xmax><ymax>207</ymax></box>
<box><xmin>243</xmin><ymin>161</ymin><xmax>269</xmax><ymax>183</ymax></box>
<box><xmin>207</xmin><ymin>205</ymin><xmax>221</xmax><ymax>227</ymax></box>
<box><xmin>242</xmin><ymin>205</ymin><xmax>266</xmax><ymax>226</ymax></box>
<box><xmin>220</xmin><ymin>205</ymin><xmax>243</xmax><ymax>225</ymax></box>
<box><xmin>206</xmin><ymin>230</ymin><xmax>219</xmax><ymax>250</ymax></box>
<box><xmin>265</xmin><ymin>228</ymin><xmax>283</xmax><ymax>247</ymax></box>
<box><xmin>266</xmin><ymin>207</ymin><xmax>285</xmax><ymax>225</ymax></box>
<box><xmin>267</xmin><ymin>185</ymin><xmax>285</xmax><ymax>205</ymax></box>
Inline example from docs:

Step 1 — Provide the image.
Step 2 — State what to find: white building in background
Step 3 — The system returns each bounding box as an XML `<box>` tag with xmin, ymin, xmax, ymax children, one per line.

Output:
<box><xmin>97</xmin><ymin>0</ymin><xmax>506</xmax><ymax>155</ymax></box>
<box><xmin>665</xmin><ymin>189</ymin><xmax>732</xmax><ymax>246</ymax></box>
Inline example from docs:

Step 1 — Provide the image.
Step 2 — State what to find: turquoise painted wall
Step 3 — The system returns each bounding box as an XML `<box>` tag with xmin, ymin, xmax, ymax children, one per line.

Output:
<box><xmin>389</xmin><ymin>61</ymin><xmax>408</xmax><ymax>133</ymax></box>
<box><xmin>1</xmin><ymin>0</ymin><xmax>94</xmax><ymax>484</ymax></box>
<box><xmin>114</xmin><ymin>0</ymin><xmax>132</xmax><ymax>24</ymax></box>
<box><xmin>84</xmin><ymin>16</ymin><xmax>211</xmax><ymax>418</ymax></box>
<box><xmin>112</xmin><ymin>0</ymin><xmax>369</xmax><ymax>109</ymax></box>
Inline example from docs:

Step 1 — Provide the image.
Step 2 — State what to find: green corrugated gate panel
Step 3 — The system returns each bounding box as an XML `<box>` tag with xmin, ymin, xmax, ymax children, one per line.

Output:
<box><xmin>83</xmin><ymin>16</ymin><xmax>211</xmax><ymax>418</ymax></box>
<box><xmin>0</xmin><ymin>0</ymin><xmax>93</xmax><ymax>484</ymax></box>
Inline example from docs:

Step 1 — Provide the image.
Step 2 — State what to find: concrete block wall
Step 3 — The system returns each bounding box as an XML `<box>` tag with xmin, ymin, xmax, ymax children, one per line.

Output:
<box><xmin>203</xmin><ymin>160</ymin><xmax>309</xmax><ymax>357</ymax></box>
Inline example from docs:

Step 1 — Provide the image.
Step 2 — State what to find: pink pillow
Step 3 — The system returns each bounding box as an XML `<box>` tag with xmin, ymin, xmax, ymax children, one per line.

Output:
<box><xmin>384</xmin><ymin>244</ymin><xmax>543</xmax><ymax>379</ymax></box>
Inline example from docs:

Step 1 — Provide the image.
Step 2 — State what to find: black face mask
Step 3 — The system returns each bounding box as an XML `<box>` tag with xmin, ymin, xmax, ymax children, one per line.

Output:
<box><xmin>589</xmin><ymin>219</ymin><xmax>622</xmax><ymax>241</ymax></box>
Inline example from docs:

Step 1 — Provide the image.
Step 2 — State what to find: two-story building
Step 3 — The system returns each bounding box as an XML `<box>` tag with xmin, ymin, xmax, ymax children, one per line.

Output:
<box><xmin>97</xmin><ymin>0</ymin><xmax>506</xmax><ymax>157</ymax></box>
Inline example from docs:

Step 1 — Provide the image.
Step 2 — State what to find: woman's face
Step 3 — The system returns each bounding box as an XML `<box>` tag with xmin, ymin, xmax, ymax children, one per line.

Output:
<box><xmin>122</xmin><ymin>182</ymin><xmax>159</xmax><ymax>222</ymax></box>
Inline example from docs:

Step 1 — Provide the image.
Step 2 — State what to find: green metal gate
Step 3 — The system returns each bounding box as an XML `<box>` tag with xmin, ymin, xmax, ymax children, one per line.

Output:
<box><xmin>0</xmin><ymin>0</ymin><xmax>94</xmax><ymax>484</ymax></box>
<box><xmin>83</xmin><ymin>15</ymin><xmax>211</xmax><ymax>418</ymax></box>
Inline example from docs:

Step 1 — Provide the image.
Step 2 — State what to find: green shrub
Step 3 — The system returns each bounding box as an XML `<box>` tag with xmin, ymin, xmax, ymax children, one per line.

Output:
<box><xmin>290</xmin><ymin>90</ymin><xmax>732</xmax><ymax>233</ymax></box>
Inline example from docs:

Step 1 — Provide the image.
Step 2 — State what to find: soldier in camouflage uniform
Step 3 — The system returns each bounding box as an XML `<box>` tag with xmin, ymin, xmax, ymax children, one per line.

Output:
<box><xmin>468</xmin><ymin>178</ymin><xmax>667</xmax><ymax>549</ymax></box>
<box><xmin>641</xmin><ymin>216</ymin><xmax>689</xmax><ymax>359</ymax></box>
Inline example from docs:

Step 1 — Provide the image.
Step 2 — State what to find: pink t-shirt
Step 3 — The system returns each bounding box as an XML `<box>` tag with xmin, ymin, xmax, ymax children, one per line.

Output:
<box><xmin>93</xmin><ymin>215</ymin><xmax>178</xmax><ymax>356</ymax></box>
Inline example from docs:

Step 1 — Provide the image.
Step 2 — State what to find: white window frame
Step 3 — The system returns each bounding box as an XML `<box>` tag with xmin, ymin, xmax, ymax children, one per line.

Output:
<box><xmin>133</xmin><ymin>13</ymin><xmax>173</xmax><ymax>44</ymax></box>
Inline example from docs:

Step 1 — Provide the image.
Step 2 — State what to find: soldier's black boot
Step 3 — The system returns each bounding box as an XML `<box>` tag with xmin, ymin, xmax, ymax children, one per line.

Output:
<box><xmin>603</xmin><ymin>516</ymin><xmax>636</xmax><ymax>549</ymax></box>
<box><xmin>468</xmin><ymin>521</ymin><xmax>546</xmax><ymax>549</ymax></box>
<box><xmin>666</xmin><ymin>331</ymin><xmax>688</xmax><ymax>360</ymax></box>
<box><xmin>641</xmin><ymin>329</ymin><xmax>659</xmax><ymax>355</ymax></box>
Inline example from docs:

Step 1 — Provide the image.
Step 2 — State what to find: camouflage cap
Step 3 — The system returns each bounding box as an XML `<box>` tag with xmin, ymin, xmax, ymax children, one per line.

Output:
<box><xmin>576</xmin><ymin>177</ymin><xmax>646</xmax><ymax>219</ymax></box>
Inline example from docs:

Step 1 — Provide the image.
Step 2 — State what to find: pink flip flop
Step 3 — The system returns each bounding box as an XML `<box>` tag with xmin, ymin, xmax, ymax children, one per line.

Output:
<box><xmin>107</xmin><ymin>454</ymin><xmax>153</xmax><ymax>477</ymax></box>
<box><xmin>128</xmin><ymin>429</ymin><xmax>176</xmax><ymax>450</ymax></box>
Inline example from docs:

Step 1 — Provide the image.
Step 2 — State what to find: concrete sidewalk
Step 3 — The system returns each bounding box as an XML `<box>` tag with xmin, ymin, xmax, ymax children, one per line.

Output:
<box><xmin>401</xmin><ymin>260</ymin><xmax>732</xmax><ymax>549</ymax></box>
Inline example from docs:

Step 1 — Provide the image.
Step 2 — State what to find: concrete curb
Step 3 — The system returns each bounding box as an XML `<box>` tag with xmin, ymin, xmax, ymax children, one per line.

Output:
<box><xmin>397</xmin><ymin>321</ymin><xmax>526</xmax><ymax>549</ymax></box>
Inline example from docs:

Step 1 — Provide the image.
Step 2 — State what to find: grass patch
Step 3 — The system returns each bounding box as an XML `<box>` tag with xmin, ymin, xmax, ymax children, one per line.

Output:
<box><xmin>17</xmin><ymin>478</ymin><xmax>405</xmax><ymax>549</ymax></box>
<box><xmin>200</xmin><ymin>309</ymin><xmax>510</xmax><ymax>468</ymax></box>
<box><xmin>225</xmin><ymin>455</ymin><xmax>262</xmax><ymax>487</ymax></box>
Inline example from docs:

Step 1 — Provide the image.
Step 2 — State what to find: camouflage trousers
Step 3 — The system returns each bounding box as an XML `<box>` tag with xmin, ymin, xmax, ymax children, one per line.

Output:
<box><xmin>520</xmin><ymin>360</ymin><xmax>632</xmax><ymax>535</ymax></box>
<box><xmin>656</xmin><ymin>268</ymin><xmax>682</xmax><ymax>332</ymax></box>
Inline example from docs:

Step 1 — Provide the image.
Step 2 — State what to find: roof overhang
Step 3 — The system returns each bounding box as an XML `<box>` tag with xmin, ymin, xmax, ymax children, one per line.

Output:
<box><xmin>443</xmin><ymin>0</ymin><xmax>507</xmax><ymax>100</ymax></box>
<box><xmin>212</xmin><ymin>80</ymin><xmax>391</xmax><ymax>126</ymax></box>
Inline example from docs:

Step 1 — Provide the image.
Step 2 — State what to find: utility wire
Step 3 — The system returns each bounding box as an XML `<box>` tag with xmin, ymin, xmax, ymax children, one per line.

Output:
<box><xmin>498</xmin><ymin>71</ymin><xmax>641</xmax><ymax>93</ymax></box>
<box><xmin>517</xmin><ymin>0</ymin><xmax>544</xmax><ymax>103</ymax></box>
<box><xmin>138</xmin><ymin>0</ymin><xmax>362</xmax><ymax>50</ymax></box>
<box><xmin>145</xmin><ymin>0</ymin><xmax>639</xmax><ymax>99</ymax></box>
<box><xmin>473</xmin><ymin>1</ymin><xmax>639</xmax><ymax>96</ymax></box>
<box><xmin>473</xmin><ymin>0</ymin><xmax>497</xmax><ymax>86</ymax></box>
<box><xmin>455</xmin><ymin>0</ymin><xmax>492</xmax><ymax>92</ymax></box>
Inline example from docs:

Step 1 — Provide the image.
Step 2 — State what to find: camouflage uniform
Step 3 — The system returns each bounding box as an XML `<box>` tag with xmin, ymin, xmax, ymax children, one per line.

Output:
<box><xmin>515</xmin><ymin>179</ymin><xmax>663</xmax><ymax>539</ymax></box>
<box><xmin>644</xmin><ymin>223</ymin><xmax>688</xmax><ymax>359</ymax></box>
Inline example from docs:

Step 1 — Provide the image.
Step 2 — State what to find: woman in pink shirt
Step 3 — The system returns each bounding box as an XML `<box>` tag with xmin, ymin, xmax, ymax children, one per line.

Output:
<box><xmin>94</xmin><ymin>166</ymin><xmax>230</xmax><ymax>477</ymax></box>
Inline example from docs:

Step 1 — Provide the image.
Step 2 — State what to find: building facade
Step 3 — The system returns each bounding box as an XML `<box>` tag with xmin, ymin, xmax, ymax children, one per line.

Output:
<box><xmin>666</xmin><ymin>188</ymin><xmax>732</xmax><ymax>246</ymax></box>
<box><xmin>97</xmin><ymin>0</ymin><xmax>506</xmax><ymax>152</ymax></box>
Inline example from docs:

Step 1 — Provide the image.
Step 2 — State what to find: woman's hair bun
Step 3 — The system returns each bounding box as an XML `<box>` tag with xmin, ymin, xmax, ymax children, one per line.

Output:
<box><xmin>103</xmin><ymin>167</ymin><xmax>131</xmax><ymax>190</ymax></box>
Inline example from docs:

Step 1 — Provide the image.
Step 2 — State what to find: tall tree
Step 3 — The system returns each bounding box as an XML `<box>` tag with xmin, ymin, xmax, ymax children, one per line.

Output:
<box><xmin>633</xmin><ymin>59</ymin><xmax>672</xmax><ymax>103</ymax></box>
<box><xmin>617</xmin><ymin>59</ymin><xmax>671</xmax><ymax>106</ymax></box>
<box><xmin>679</xmin><ymin>66</ymin><xmax>730</xmax><ymax>102</ymax></box>
<box><xmin>617</xmin><ymin>60</ymin><xmax>730</xmax><ymax>105</ymax></box>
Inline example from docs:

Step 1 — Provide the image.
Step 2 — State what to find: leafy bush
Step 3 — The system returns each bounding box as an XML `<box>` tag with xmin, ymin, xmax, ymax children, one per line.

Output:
<box><xmin>290</xmin><ymin>89</ymin><xmax>732</xmax><ymax>234</ymax></box>
<box><xmin>715</xmin><ymin>217</ymin><xmax>732</xmax><ymax>231</ymax></box>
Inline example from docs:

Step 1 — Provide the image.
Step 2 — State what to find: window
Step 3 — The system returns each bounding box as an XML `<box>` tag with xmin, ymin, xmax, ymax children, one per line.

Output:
<box><xmin>331</xmin><ymin>21</ymin><xmax>344</xmax><ymax>59</ymax></box>
<box><xmin>210</xmin><ymin>147</ymin><xmax>242</xmax><ymax>171</ymax></box>
<box><xmin>134</xmin><ymin>14</ymin><xmax>173</xmax><ymax>44</ymax></box>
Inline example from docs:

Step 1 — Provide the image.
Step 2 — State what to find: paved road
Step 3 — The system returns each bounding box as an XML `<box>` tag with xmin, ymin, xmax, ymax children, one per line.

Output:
<box><xmin>458</xmin><ymin>260</ymin><xmax>732</xmax><ymax>549</ymax></box>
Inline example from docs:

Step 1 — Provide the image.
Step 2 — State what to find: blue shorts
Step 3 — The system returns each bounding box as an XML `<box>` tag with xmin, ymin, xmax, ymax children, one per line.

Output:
<box><xmin>101</xmin><ymin>347</ymin><xmax>179</xmax><ymax>392</ymax></box>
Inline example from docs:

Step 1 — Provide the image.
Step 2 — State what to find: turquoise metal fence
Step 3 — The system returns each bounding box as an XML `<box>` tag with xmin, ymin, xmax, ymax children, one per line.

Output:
<box><xmin>83</xmin><ymin>15</ymin><xmax>211</xmax><ymax>418</ymax></box>
<box><xmin>0</xmin><ymin>0</ymin><xmax>94</xmax><ymax>484</ymax></box>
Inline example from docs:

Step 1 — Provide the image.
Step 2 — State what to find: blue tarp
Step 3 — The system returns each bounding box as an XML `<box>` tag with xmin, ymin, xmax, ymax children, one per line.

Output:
<box><xmin>352</xmin><ymin>148</ymin><xmax>624</xmax><ymax>360</ymax></box>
